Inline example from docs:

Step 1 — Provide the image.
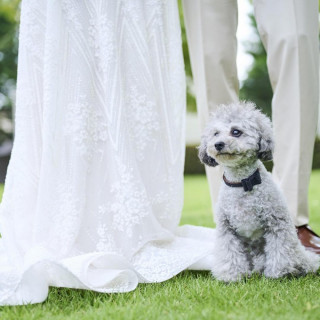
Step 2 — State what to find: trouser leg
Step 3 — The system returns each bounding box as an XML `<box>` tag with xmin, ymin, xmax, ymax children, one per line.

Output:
<box><xmin>182</xmin><ymin>0</ymin><xmax>239</xmax><ymax>210</ymax></box>
<box><xmin>253</xmin><ymin>0</ymin><xmax>319</xmax><ymax>226</ymax></box>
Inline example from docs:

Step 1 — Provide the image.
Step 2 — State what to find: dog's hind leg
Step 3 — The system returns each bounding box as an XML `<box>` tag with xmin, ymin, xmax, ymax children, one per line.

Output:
<box><xmin>264</xmin><ymin>225</ymin><xmax>320</xmax><ymax>278</ymax></box>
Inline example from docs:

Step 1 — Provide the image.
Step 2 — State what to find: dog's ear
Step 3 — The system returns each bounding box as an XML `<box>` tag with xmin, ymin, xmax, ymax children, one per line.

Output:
<box><xmin>198</xmin><ymin>140</ymin><xmax>219</xmax><ymax>167</ymax></box>
<box><xmin>256</xmin><ymin>112</ymin><xmax>274</xmax><ymax>161</ymax></box>
<box><xmin>258</xmin><ymin>137</ymin><xmax>273</xmax><ymax>161</ymax></box>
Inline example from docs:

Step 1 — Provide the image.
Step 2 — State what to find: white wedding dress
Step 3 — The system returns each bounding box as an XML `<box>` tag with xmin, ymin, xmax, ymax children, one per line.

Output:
<box><xmin>0</xmin><ymin>0</ymin><xmax>216</xmax><ymax>305</ymax></box>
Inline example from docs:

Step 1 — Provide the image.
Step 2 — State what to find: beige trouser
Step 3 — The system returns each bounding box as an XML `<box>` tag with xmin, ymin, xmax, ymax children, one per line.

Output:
<box><xmin>183</xmin><ymin>0</ymin><xmax>319</xmax><ymax>226</ymax></box>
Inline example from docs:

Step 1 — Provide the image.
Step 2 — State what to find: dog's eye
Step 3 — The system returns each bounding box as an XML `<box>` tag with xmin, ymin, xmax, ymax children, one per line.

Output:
<box><xmin>214</xmin><ymin>132</ymin><xmax>219</xmax><ymax>136</ymax></box>
<box><xmin>231</xmin><ymin>129</ymin><xmax>242</xmax><ymax>137</ymax></box>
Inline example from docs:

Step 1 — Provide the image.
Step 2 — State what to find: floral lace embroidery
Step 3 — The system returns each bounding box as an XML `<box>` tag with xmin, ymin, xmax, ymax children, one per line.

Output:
<box><xmin>96</xmin><ymin>224</ymin><xmax>119</xmax><ymax>253</ymax></box>
<box><xmin>0</xmin><ymin>267</ymin><xmax>21</xmax><ymax>304</ymax></box>
<box><xmin>61</xmin><ymin>0</ymin><xmax>83</xmax><ymax>31</ymax></box>
<box><xmin>19</xmin><ymin>0</ymin><xmax>44</xmax><ymax>60</ymax></box>
<box><xmin>150</xmin><ymin>172</ymin><xmax>182</xmax><ymax>229</ymax></box>
<box><xmin>120</xmin><ymin>1</ymin><xmax>140</xmax><ymax>24</ymax></box>
<box><xmin>126</xmin><ymin>86</ymin><xmax>160</xmax><ymax>161</ymax></box>
<box><xmin>65</xmin><ymin>95</ymin><xmax>108</xmax><ymax>161</ymax></box>
<box><xmin>109</xmin><ymin>163</ymin><xmax>151</xmax><ymax>237</ymax></box>
<box><xmin>146</xmin><ymin>0</ymin><xmax>165</xmax><ymax>27</ymax></box>
<box><xmin>95</xmin><ymin>205</ymin><xmax>119</xmax><ymax>253</ymax></box>
<box><xmin>51</xmin><ymin>182</ymin><xmax>82</xmax><ymax>256</ymax></box>
<box><xmin>88</xmin><ymin>15</ymin><xmax>115</xmax><ymax>77</ymax></box>
<box><xmin>132</xmin><ymin>237</ymin><xmax>214</xmax><ymax>282</ymax></box>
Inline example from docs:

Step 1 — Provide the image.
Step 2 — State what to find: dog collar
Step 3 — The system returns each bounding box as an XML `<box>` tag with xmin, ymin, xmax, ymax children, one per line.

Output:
<box><xmin>223</xmin><ymin>169</ymin><xmax>261</xmax><ymax>192</ymax></box>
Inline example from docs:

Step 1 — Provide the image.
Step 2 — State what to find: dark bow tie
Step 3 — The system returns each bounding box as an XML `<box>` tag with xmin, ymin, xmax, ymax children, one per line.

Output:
<box><xmin>223</xmin><ymin>169</ymin><xmax>262</xmax><ymax>192</ymax></box>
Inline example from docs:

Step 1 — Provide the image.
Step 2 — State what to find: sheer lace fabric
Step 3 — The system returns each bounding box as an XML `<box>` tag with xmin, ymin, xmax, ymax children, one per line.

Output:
<box><xmin>0</xmin><ymin>0</ymin><xmax>216</xmax><ymax>305</ymax></box>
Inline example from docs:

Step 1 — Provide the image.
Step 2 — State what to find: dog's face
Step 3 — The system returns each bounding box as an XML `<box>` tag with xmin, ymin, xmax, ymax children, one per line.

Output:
<box><xmin>199</xmin><ymin>102</ymin><xmax>274</xmax><ymax>168</ymax></box>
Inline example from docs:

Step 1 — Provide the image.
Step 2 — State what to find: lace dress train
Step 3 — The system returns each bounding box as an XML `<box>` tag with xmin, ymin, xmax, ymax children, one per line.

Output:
<box><xmin>0</xmin><ymin>0</ymin><xmax>216</xmax><ymax>305</ymax></box>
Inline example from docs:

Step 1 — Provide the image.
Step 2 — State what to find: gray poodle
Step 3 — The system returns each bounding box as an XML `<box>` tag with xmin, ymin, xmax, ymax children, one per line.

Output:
<box><xmin>199</xmin><ymin>101</ymin><xmax>319</xmax><ymax>282</ymax></box>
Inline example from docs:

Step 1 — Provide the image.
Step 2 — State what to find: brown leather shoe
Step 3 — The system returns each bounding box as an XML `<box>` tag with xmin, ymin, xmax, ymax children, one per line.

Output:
<box><xmin>296</xmin><ymin>225</ymin><xmax>320</xmax><ymax>254</ymax></box>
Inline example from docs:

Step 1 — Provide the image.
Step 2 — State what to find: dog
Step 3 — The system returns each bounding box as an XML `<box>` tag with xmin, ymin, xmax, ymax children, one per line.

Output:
<box><xmin>198</xmin><ymin>101</ymin><xmax>319</xmax><ymax>282</ymax></box>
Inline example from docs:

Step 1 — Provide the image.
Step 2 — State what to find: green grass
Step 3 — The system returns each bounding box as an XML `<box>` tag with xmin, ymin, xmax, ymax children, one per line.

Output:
<box><xmin>0</xmin><ymin>171</ymin><xmax>320</xmax><ymax>320</ymax></box>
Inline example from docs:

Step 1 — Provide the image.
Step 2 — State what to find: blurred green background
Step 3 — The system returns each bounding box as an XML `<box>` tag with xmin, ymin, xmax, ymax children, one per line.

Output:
<box><xmin>0</xmin><ymin>0</ymin><xmax>19</xmax><ymax>144</ymax></box>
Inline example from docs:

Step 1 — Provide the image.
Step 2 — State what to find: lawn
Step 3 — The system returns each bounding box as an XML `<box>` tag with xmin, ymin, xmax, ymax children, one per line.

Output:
<box><xmin>0</xmin><ymin>171</ymin><xmax>320</xmax><ymax>320</ymax></box>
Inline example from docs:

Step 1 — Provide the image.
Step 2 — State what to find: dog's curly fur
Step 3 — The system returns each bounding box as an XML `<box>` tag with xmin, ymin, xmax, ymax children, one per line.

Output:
<box><xmin>199</xmin><ymin>101</ymin><xmax>319</xmax><ymax>282</ymax></box>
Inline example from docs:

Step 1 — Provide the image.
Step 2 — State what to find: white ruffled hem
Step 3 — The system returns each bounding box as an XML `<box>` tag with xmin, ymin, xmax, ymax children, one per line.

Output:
<box><xmin>0</xmin><ymin>225</ymin><xmax>216</xmax><ymax>305</ymax></box>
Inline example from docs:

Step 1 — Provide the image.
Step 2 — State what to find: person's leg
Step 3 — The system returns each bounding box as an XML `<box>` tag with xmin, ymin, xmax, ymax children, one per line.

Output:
<box><xmin>182</xmin><ymin>0</ymin><xmax>239</xmax><ymax>209</ymax></box>
<box><xmin>253</xmin><ymin>0</ymin><xmax>319</xmax><ymax>229</ymax></box>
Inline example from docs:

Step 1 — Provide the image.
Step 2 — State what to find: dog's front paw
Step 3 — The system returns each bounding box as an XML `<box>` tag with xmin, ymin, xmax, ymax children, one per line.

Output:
<box><xmin>211</xmin><ymin>269</ymin><xmax>246</xmax><ymax>282</ymax></box>
<box><xmin>263</xmin><ymin>266</ymin><xmax>298</xmax><ymax>279</ymax></box>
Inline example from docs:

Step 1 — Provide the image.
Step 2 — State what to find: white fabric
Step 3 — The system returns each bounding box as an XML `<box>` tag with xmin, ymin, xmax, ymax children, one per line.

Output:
<box><xmin>182</xmin><ymin>0</ymin><xmax>239</xmax><ymax>208</ymax></box>
<box><xmin>183</xmin><ymin>0</ymin><xmax>319</xmax><ymax>225</ymax></box>
<box><xmin>0</xmin><ymin>0</ymin><xmax>216</xmax><ymax>305</ymax></box>
<box><xmin>254</xmin><ymin>0</ymin><xmax>319</xmax><ymax>226</ymax></box>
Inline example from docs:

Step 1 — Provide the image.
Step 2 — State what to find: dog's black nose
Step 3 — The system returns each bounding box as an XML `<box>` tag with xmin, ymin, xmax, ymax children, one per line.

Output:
<box><xmin>215</xmin><ymin>142</ymin><xmax>225</xmax><ymax>151</ymax></box>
